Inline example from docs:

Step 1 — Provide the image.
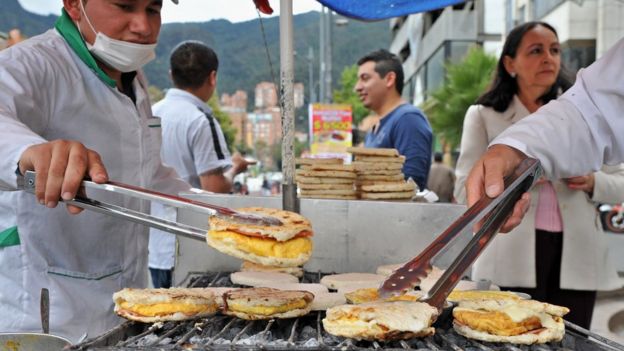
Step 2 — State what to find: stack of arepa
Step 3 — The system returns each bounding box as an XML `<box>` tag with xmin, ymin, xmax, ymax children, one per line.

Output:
<box><xmin>296</xmin><ymin>158</ymin><xmax>357</xmax><ymax>200</ymax></box>
<box><xmin>348</xmin><ymin>147</ymin><xmax>417</xmax><ymax>201</ymax></box>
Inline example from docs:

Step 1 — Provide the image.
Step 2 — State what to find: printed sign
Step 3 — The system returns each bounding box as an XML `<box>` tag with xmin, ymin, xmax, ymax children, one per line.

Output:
<box><xmin>308</xmin><ymin>103</ymin><xmax>353</xmax><ymax>161</ymax></box>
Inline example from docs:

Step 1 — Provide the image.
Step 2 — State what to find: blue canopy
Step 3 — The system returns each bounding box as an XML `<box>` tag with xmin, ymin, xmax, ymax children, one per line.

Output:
<box><xmin>316</xmin><ymin>0</ymin><xmax>466</xmax><ymax>20</ymax></box>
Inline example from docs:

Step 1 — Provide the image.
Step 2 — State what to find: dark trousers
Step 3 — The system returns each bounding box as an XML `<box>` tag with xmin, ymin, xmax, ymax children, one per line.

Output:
<box><xmin>500</xmin><ymin>229</ymin><xmax>597</xmax><ymax>329</ymax></box>
<box><xmin>149</xmin><ymin>268</ymin><xmax>172</xmax><ymax>289</ymax></box>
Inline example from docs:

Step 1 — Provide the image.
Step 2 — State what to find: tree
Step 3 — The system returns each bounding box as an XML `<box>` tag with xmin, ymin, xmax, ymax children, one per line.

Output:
<box><xmin>207</xmin><ymin>95</ymin><xmax>238</xmax><ymax>151</ymax></box>
<box><xmin>333</xmin><ymin>64</ymin><xmax>369</xmax><ymax>126</ymax></box>
<box><xmin>147</xmin><ymin>85</ymin><xmax>164</xmax><ymax>103</ymax></box>
<box><xmin>271</xmin><ymin>139</ymin><xmax>307</xmax><ymax>171</ymax></box>
<box><xmin>424</xmin><ymin>47</ymin><xmax>497</xmax><ymax>150</ymax></box>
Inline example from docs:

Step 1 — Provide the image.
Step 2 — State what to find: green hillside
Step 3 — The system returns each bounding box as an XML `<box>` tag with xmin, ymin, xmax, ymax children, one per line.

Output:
<box><xmin>2</xmin><ymin>0</ymin><xmax>390</xmax><ymax>105</ymax></box>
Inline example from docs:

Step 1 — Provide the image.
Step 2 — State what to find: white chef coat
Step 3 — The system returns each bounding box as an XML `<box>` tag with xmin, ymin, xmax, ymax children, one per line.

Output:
<box><xmin>0</xmin><ymin>12</ymin><xmax>188</xmax><ymax>342</ymax></box>
<box><xmin>493</xmin><ymin>37</ymin><xmax>624</xmax><ymax>178</ymax></box>
<box><xmin>148</xmin><ymin>88</ymin><xmax>231</xmax><ymax>271</ymax></box>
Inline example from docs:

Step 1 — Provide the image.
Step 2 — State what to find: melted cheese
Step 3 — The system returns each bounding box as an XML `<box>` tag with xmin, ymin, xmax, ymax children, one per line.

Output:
<box><xmin>209</xmin><ymin>230</ymin><xmax>312</xmax><ymax>258</ymax></box>
<box><xmin>345</xmin><ymin>288</ymin><xmax>422</xmax><ymax>304</ymax></box>
<box><xmin>228</xmin><ymin>299</ymin><xmax>307</xmax><ymax>315</ymax></box>
<box><xmin>501</xmin><ymin>305</ymin><xmax>536</xmax><ymax>322</ymax></box>
<box><xmin>501</xmin><ymin>305</ymin><xmax>559</xmax><ymax>329</ymax></box>
<box><xmin>447</xmin><ymin>290</ymin><xmax>521</xmax><ymax>302</ymax></box>
<box><xmin>119</xmin><ymin>301</ymin><xmax>212</xmax><ymax>317</ymax></box>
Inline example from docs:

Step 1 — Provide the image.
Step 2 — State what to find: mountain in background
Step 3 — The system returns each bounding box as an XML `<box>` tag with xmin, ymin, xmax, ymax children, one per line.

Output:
<box><xmin>2</xmin><ymin>0</ymin><xmax>390</xmax><ymax>106</ymax></box>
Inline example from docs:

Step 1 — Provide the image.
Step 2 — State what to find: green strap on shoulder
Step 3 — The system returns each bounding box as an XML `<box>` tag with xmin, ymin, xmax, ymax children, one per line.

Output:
<box><xmin>0</xmin><ymin>226</ymin><xmax>20</xmax><ymax>247</ymax></box>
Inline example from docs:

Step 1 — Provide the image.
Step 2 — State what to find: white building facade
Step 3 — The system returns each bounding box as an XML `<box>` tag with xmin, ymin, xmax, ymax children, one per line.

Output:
<box><xmin>389</xmin><ymin>0</ymin><xmax>504</xmax><ymax>106</ymax></box>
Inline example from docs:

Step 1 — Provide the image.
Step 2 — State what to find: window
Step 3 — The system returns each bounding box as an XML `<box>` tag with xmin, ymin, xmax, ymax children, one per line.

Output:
<box><xmin>532</xmin><ymin>0</ymin><xmax>565</xmax><ymax>19</ymax></box>
<box><xmin>425</xmin><ymin>45</ymin><xmax>446</xmax><ymax>96</ymax></box>
<box><xmin>562</xmin><ymin>40</ymin><xmax>595</xmax><ymax>74</ymax></box>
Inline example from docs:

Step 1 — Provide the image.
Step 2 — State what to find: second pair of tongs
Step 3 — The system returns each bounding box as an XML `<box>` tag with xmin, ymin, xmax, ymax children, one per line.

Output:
<box><xmin>17</xmin><ymin>171</ymin><xmax>283</xmax><ymax>241</ymax></box>
<box><xmin>378</xmin><ymin>158</ymin><xmax>542</xmax><ymax>311</ymax></box>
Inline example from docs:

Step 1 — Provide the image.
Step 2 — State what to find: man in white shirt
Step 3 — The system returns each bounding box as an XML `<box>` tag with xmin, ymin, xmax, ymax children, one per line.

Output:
<box><xmin>148</xmin><ymin>41</ymin><xmax>248</xmax><ymax>287</ymax></box>
<box><xmin>465</xmin><ymin>37</ymin><xmax>624</xmax><ymax>233</ymax></box>
<box><xmin>0</xmin><ymin>0</ymin><xmax>189</xmax><ymax>341</ymax></box>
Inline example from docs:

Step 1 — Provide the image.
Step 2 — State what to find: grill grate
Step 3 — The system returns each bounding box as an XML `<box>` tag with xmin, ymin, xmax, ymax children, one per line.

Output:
<box><xmin>71</xmin><ymin>271</ymin><xmax>624</xmax><ymax>351</ymax></box>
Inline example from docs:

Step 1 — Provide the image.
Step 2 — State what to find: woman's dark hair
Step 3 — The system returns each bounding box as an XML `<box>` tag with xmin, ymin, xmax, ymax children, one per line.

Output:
<box><xmin>476</xmin><ymin>21</ymin><xmax>573</xmax><ymax>112</ymax></box>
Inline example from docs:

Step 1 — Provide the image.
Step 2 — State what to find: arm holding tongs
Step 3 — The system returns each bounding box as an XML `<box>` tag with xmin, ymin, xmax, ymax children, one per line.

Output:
<box><xmin>17</xmin><ymin>171</ymin><xmax>282</xmax><ymax>241</ymax></box>
<box><xmin>379</xmin><ymin>158</ymin><xmax>542</xmax><ymax>311</ymax></box>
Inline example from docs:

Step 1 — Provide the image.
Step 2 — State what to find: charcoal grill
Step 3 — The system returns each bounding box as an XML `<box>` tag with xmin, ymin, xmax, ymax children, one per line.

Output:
<box><xmin>70</xmin><ymin>271</ymin><xmax>624</xmax><ymax>351</ymax></box>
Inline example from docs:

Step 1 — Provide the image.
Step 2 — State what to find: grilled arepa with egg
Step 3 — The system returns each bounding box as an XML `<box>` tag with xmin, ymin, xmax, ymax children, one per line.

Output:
<box><xmin>113</xmin><ymin>288</ymin><xmax>218</xmax><ymax>323</ymax></box>
<box><xmin>223</xmin><ymin>287</ymin><xmax>314</xmax><ymax>320</ymax></box>
<box><xmin>453</xmin><ymin>299</ymin><xmax>570</xmax><ymax>344</ymax></box>
<box><xmin>207</xmin><ymin>207</ymin><xmax>313</xmax><ymax>267</ymax></box>
<box><xmin>323</xmin><ymin>301</ymin><xmax>438</xmax><ymax>341</ymax></box>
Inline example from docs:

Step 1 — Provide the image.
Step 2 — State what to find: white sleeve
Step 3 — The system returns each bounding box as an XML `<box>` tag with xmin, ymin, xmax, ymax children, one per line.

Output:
<box><xmin>189</xmin><ymin>115</ymin><xmax>232</xmax><ymax>175</ymax></box>
<box><xmin>492</xmin><ymin>37</ymin><xmax>624</xmax><ymax>179</ymax></box>
<box><xmin>0</xmin><ymin>48</ymin><xmax>49</xmax><ymax>190</ymax></box>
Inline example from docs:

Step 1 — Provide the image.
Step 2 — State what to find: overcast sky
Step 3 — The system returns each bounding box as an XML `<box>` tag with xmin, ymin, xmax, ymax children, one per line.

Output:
<box><xmin>18</xmin><ymin>0</ymin><xmax>322</xmax><ymax>23</ymax></box>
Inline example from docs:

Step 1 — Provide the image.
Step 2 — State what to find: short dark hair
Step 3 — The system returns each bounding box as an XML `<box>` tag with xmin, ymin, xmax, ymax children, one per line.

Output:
<box><xmin>170</xmin><ymin>41</ymin><xmax>219</xmax><ymax>89</ymax></box>
<box><xmin>357</xmin><ymin>49</ymin><xmax>404</xmax><ymax>95</ymax></box>
<box><xmin>476</xmin><ymin>21</ymin><xmax>573</xmax><ymax>112</ymax></box>
<box><xmin>434</xmin><ymin>152</ymin><xmax>443</xmax><ymax>162</ymax></box>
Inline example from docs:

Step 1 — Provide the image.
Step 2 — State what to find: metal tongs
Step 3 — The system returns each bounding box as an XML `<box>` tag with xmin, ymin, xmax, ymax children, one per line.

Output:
<box><xmin>378</xmin><ymin>158</ymin><xmax>543</xmax><ymax>311</ymax></box>
<box><xmin>17</xmin><ymin>171</ymin><xmax>282</xmax><ymax>241</ymax></box>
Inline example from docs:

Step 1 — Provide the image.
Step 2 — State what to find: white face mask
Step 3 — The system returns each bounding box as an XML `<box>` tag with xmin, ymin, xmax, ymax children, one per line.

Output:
<box><xmin>79</xmin><ymin>0</ymin><xmax>157</xmax><ymax>72</ymax></box>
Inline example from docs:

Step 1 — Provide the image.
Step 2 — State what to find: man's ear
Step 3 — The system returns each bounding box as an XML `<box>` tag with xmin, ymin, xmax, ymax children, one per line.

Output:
<box><xmin>385</xmin><ymin>71</ymin><xmax>397</xmax><ymax>90</ymax></box>
<box><xmin>209</xmin><ymin>70</ymin><xmax>218</xmax><ymax>87</ymax></box>
<box><xmin>63</xmin><ymin>0</ymin><xmax>82</xmax><ymax>21</ymax></box>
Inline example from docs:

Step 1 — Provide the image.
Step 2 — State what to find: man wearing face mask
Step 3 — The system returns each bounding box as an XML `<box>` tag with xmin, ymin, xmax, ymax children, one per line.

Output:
<box><xmin>0</xmin><ymin>0</ymin><xmax>190</xmax><ymax>342</ymax></box>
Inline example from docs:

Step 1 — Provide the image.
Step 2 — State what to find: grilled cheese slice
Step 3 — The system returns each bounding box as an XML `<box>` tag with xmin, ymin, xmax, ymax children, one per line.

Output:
<box><xmin>344</xmin><ymin>287</ymin><xmax>423</xmax><ymax>304</ymax></box>
<box><xmin>118</xmin><ymin>301</ymin><xmax>213</xmax><ymax>317</ymax></box>
<box><xmin>113</xmin><ymin>288</ymin><xmax>218</xmax><ymax>323</ymax></box>
<box><xmin>323</xmin><ymin>301</ymin><xmax>438</xmax><ymax>341</ymax></box>
<box><xmin>447</xmin><ymin>290</ymin><xmax>522</xmax><ymax>302</ymax></box>
<box><xmin>452</xmin><ymin>299</ymin><xmax>569</xmax><ymax>344</ymax></box>
<box><xmin>224</xmin><ymin>287</ymin><xmax>314</xmax><ymax>320</ymax></box>
<box><xmin>207</xmin><ymin>229</ymin><xmax>312</xmax><ymax>267</ymax></box>
<box><xmin>209</xmin><ymin>230</ymin><xmax>311</xmax><ymax>259</ymax></box>
<box><xmin>228</xmin><ymin>299</ymin><xmax>308</xmax><ymax>316</ymax></box>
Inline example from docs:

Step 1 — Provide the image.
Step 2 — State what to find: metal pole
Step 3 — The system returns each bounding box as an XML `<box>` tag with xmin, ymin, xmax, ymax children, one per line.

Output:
<box><xmin>308</xmin><ymin>46</ymin><xmax>315</xmax><ymax>103</ymax></box>
<box><xmin>325</xmin><ymin>10</ymin><xmax>333</xmax><ymax>103</ymax></box>
<box><xmin>319</xmin><ymin>7</ymin><xmax>326</xmax><ymax>103</ymax></box>
<box><xmin>280</xmin><ymin>0</ymin><xmax>298</xmax><ymax>212</ymax></box>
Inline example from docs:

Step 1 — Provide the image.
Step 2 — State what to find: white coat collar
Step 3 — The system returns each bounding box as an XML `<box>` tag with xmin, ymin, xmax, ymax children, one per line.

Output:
<box><xmin>164</xmin><ymin>88</ymin><xmax>212</xmax><ymax>114</ymax></box>
<box><xmin>501</xmin><ymin>95</ymin><xmax>531</xmax><ymax>123</ymax></box>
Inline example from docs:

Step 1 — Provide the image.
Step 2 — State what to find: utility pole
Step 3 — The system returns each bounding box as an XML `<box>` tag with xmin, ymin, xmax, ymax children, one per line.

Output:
<box><xmin>318</xmin><ymin>6</ymin><xmax>326</xmax><ymax>103</ymax></box>
<box><xmin>280</xmin><ymin>0</ymin><xmax>297</xmax><ymax>212</ymax></box>
<box><xmin>307</xmin><ymin>46</ymin><xmax>316</xmax><ymax>103</ymax></box>
<box><xmin>324</xmin><ymin>9</ymin><xmax>333</xmax><ymax>103</ymax></box>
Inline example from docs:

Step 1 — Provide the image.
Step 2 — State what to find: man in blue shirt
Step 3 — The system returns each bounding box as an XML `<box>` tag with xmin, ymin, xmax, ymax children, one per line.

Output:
<box><xmin>356</xmin><ymin>49</ymin><xmax>433</xmax><ymax>190</ymax></box>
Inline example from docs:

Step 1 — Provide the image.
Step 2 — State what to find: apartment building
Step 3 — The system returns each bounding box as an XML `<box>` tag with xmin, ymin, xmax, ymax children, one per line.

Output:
<box><xmin>508</xmin><ymin>0</ymin><xmax>624</xmax><ymax>71</ymax></box>
<box><xmin>388</xmin><ymin>0</ymin><xmax>504</xmax><ymax>106</ymax></box>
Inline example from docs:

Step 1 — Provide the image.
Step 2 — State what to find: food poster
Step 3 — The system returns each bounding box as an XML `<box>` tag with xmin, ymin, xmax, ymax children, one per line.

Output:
<box><xmin>308</xmin><ymin>103</ymin><xmax>353</xmax><ymax>162</ymax></box>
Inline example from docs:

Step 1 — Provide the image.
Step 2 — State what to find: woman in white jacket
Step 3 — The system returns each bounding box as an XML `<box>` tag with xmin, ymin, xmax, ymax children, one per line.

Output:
<box><xmin>454</xmin><ymin>21</ymin><xmax>623</xmax><ymax>328</ymax></box>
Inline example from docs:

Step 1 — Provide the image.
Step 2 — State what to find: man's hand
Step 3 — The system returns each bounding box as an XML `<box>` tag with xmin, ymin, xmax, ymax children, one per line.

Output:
<box><xmin>465</xmin><ymin>144</ymin><xmax>531</xmax><ymax>233</ymax></box>
<box><xmin>564</xmin><ymin>174</ymin><xmax>595</xmax><ymax>195</ymax></box>
<box><xmin>231</xmin><ymin>153</ymin><xmax>250</xmax><ymax>175</ymax></box>
<box><xmin>18</xmin><ymin>140</ymin><xmax>108</xmax><ymax>214</ymax></box>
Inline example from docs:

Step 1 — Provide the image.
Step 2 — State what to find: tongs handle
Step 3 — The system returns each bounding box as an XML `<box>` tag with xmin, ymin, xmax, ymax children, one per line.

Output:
<box><xmin>424</xmin><ymin>158</ymin><xmax>541</xmax><ymax>309</ymax></box>
<box><xmin>379</xmin><ymin>158</ymin><xmax>542</xmax><ymax>306</ymax></box>
<box><xmin>17</xmin><ymin>171</ymin><xmax>207</xmax><ymax>241</ymax></box>
<box><xmin>18</xmin><ymin>171</ymin><xmax>283</xmax><ymax>227</ymax></box>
